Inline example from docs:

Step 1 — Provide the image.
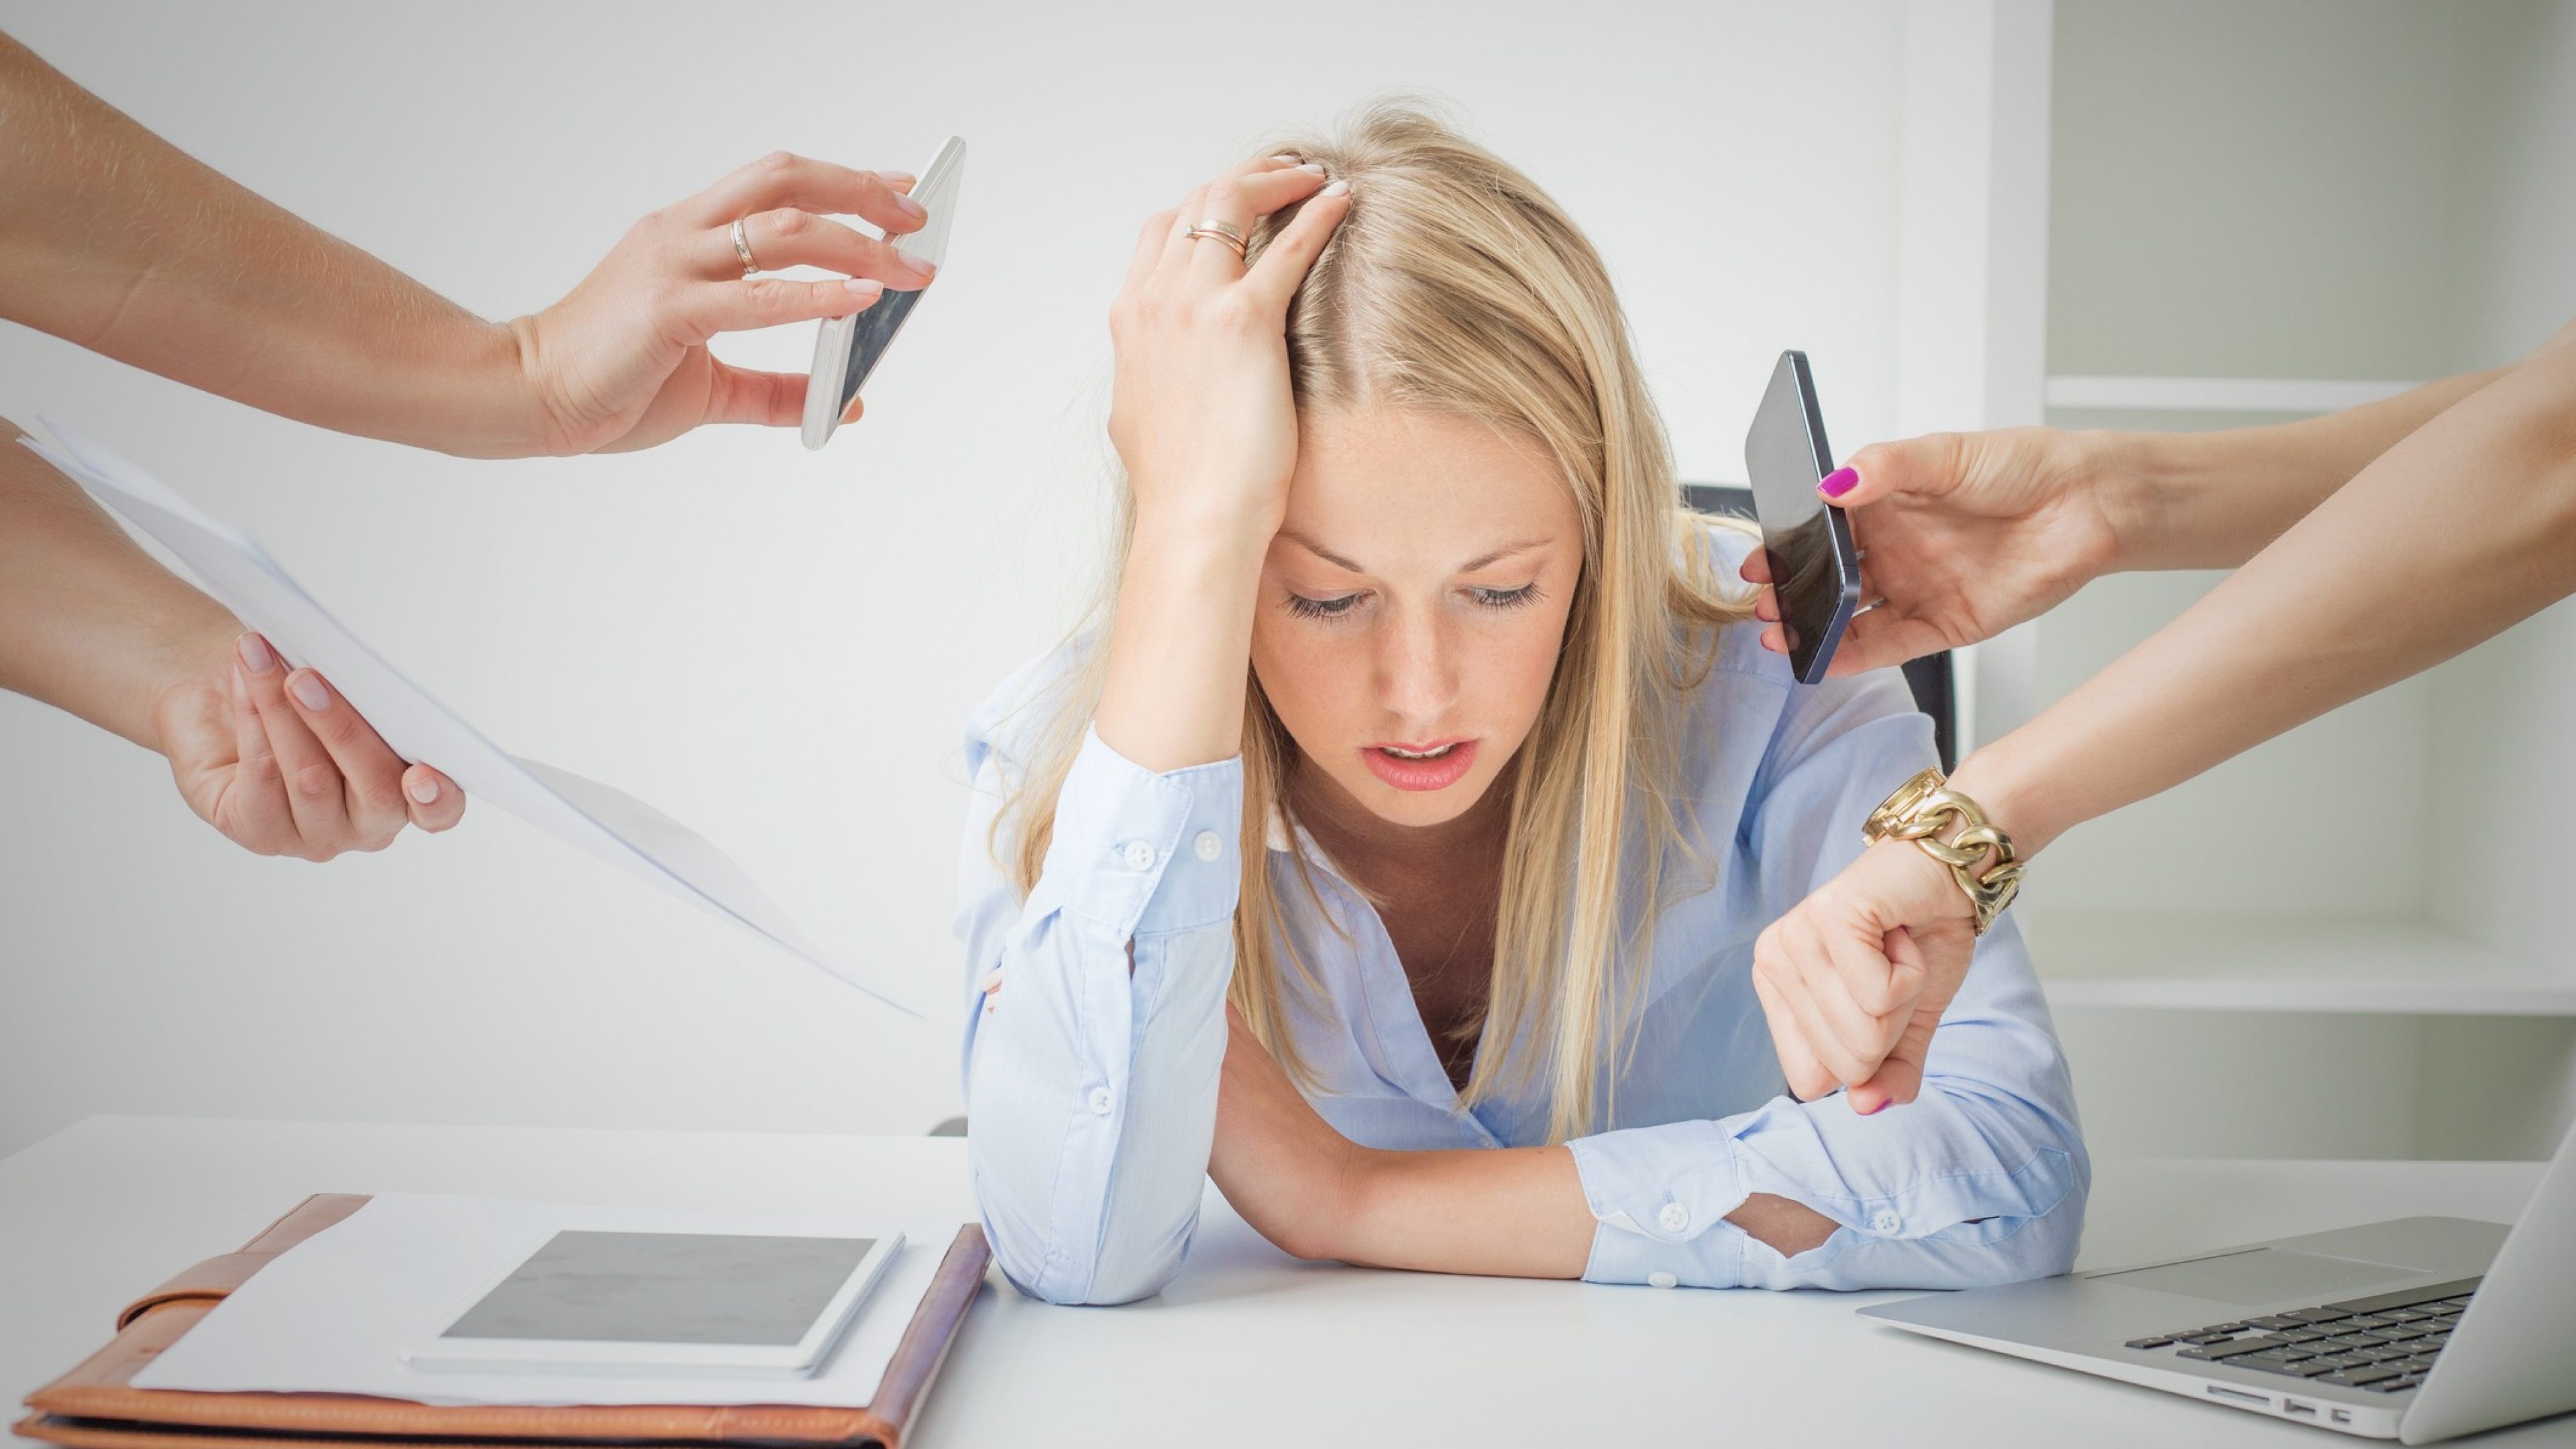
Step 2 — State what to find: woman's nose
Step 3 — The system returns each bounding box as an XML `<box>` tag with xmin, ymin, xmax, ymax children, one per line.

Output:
<box><xmin>1376</xmin><ymin>606</ymin><xmax>1460</xmax><ymax>727</ymax></box>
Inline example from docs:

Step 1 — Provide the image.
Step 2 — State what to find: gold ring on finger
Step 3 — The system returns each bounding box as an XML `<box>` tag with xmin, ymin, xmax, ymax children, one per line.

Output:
<box><xmin>1186</xmin><ymin>219</ymin><xmax>1249</xmax><ymax>262</ymax></box>
<box><xmin>731</xmin><ymin>217</ymin><xmax>761</xmax><ymax>277</ymax></box>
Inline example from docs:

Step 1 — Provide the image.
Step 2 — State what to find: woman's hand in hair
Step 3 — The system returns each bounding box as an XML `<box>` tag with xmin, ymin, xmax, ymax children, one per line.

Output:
<box><xmin>1091</xmin><ymin>158</ymin><xmax>1352</xmax><ymax>773</ymax></box>
<box><xmin>1750</xmin><ymin>840</ymin><xmax>1977</xmax><ymax>1114</ymax></box>
<box><xmin>1741</xmin><ymin>427</ymin><xmax>2125</xmax><ymax>677</ymax></box>
<box><xmin>1106</xmin><ymin>157</ymin><xmax>1352</xmax><ymax>546</ymax></box>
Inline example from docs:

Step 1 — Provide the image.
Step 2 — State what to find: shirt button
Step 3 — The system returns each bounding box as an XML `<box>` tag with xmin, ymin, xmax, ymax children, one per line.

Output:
<box><xmin>1657</xmin><ymin>1202</ymin><xmax>1690</xmax><ymax>1234</ymax></box>
<box><xmin>1193</xmin><ymin>830</ymin><xmax>1224</xmax><ymax>862</ymax></box>
<box><xmin>1647</xmin><ymin>1271</ymin><xmax>1679</xmax><ymax>1290</ymax></box>
<box><xmin>1870</xmin><ymin>1209</ymin><xmax>1901</xmax><ymax>1234</ymax></box>
<box><xmin>1120</xmin><ymin>840</ymin><xmax>1156</xmax><ymax>872</ymax></box>
<box><xmin>1087</xmin><ymin>1086</ymin><xmax>1114</xmax><ymax>1116</ymax></box>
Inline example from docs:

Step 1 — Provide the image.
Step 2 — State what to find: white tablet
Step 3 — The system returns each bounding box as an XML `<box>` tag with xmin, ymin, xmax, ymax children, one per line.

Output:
<box><xmin>404</xmin><ymin>1228</ymin><xmax>904</xmax><ymax>1377</ymax></box>
<box><xmin>801</xmin><ymin>135</ymin><xmax>965</xmax><ymax>449</ymax></box>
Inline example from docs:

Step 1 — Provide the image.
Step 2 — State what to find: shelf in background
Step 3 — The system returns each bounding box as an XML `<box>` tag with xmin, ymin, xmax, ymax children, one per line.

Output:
<box><xmin>2043</xmin><ymin>375</ymin><xmax>2423</xmax><ymax>414</ymax></box>
<box><xmin>2021</xmin><ymin>911</ymin><xmax>2576</xmax><ymax>1015</ymax></box>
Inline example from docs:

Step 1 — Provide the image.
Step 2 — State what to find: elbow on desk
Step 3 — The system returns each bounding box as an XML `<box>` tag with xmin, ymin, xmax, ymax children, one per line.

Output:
<box><xmin>1905</xmin><ymin>1146</ymin><xmax>2090</xmax><ymax>1290</ymax></box>
<box><xmin>976</xmin><ymin>1210</ymin><xmax>1184</xmax><ymax>1307</ymax></box>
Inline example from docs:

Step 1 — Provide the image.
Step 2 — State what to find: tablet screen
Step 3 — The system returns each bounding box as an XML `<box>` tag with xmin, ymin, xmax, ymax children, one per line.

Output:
<box><xmin>440</xmin><ymin>1231</ymin><xmax>877</xmax><ymax>1346</ymax></box>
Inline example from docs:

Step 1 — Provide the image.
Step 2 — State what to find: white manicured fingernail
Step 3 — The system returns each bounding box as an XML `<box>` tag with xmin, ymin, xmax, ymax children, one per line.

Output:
<box><xmin>288</xmin><ymin>672</ymin><xmax>329</xmax><ymax>710</ymax></box>
<box><xmin>1320</xmin><ymin>179</ymin><xmax>1350</xmax><ymax>197</ymax></box>
<box><xmin>409</xmin><ymin>775</ymin><xmax>440</xmax><ymax>805</ymax></box>
<box><xmin>1270</xmin><ymin>153</ymin><xmax>1301</xmax><ymax>164</ymax></box>
<box><xmin>1297</xmin><ymin>162</ymin><xmax>1325</xmax><ymax>174</ymax></box>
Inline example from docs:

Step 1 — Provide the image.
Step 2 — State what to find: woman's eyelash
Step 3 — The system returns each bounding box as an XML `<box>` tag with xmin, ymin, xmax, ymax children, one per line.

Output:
<box><xmin>1284</xmin><ymin>586</ymin><xmax>1540</xmax><ymax>619</ymax></box>
<box><xmin>1287</xmin><ymin>592</ymin><xmax>1365</xmax><ymax>620</ymax></box>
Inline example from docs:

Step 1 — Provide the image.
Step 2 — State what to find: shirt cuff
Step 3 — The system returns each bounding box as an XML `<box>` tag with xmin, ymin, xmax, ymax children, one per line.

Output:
<box><xmin>1036</xmin><ymin>728</ymin><xmax>1244</xmax><ymax>937</ymax></box>
<box><xmin>1565</xmin><ymin>1120</ymin><xmax>1754</xmax><ymax>1289</ymax></box>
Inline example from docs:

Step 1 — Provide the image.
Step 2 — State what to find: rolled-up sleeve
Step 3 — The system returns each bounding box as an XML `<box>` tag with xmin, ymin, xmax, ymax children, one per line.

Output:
<box><xmin>957</xmin><ymin>698</ymin><xmax>1242</xmax><ymax>1305</ymax></box>
<box><xmin>1566</xmin><ymin>665</ymin><xmax>2089</xmax><ymax>1291</ymax></box>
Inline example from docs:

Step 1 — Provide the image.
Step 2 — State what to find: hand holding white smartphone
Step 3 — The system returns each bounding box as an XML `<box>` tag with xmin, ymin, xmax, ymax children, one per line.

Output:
<box><xmin>801</xmin><ymin>136</ymin><xmax>966</xmax><ymax>449</ymax></box>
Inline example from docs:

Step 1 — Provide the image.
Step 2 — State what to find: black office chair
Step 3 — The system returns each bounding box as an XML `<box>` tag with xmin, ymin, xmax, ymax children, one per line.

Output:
<box><xmin>1681</xmin><ymin>483</ymin><xmax>1955</xmax><ymax>771</ymax></box>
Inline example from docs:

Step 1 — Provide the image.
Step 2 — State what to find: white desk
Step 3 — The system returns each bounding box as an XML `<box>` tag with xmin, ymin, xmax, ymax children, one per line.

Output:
<box><xmin>3</xmin><ymin>1118</ymin><xmax>2569</xmax><ymax>1447</ymax></box>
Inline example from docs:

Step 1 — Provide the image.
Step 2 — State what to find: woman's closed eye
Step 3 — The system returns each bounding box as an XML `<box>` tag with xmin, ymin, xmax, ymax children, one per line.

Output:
<box><xmin>1284</xmin><ymin>584</ymin><xmax>1544</xmax><ymax>621</ymax></box>
<box><xmin>1285</xmin><ymin>590</ymin><xmax>1367</xmax><ymax>621</ymax></box>
<box><xmin>1468</xmin><ymin>583</ymin><xmax>1542</xmax><ymax>611</ymax></box>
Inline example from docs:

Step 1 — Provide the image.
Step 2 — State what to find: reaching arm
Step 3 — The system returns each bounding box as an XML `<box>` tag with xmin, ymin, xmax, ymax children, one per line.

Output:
<box><xmin>0</xmin><ymin>422</ymin><xmax>229</xmax><ymax>751</ymax></box>
<box><xmin>1750</xmin><ymin>332</ymin><xmax>2576</xmax><ymax>1108</ymax></box>
<box><xmin>1747</xmin><ymin>339</ymin><xmax>2567</xmax><ymax>676</ymax></box>
<box><xmin>1958</xmin><ymin>337</ymin><xmax>2576</xmax><ymax>857</ymax></box>
<box><xmin>0</xmin><ymin>423</ymin><xmax>464</xmax><ymax>856</ymax></box>
<box><xmin>0</xmin><ymin>31</ymin><xmax>931</xmax><ymax>457</ymax></box>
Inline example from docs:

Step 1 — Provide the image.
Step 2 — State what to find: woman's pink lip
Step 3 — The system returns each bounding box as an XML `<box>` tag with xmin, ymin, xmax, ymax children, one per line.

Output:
<box><xmin>1359</xmin><ymin>739</ymin><xmax>1479</xmax><ymax>792</ymax></box>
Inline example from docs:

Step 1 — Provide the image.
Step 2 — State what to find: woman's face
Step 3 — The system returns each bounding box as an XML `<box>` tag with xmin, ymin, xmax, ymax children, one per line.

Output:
<box><xmin>1251</xmin><ymin>406</ymin><xmax>1585</xmax><ymax>831</ymax></box>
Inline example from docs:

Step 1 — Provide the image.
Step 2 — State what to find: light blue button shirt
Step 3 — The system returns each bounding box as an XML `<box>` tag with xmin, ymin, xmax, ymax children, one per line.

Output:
<box><xmin>956</xmin><ymin>572</ymin><xmax>2087</xmax><ymax>1305</ymax></box>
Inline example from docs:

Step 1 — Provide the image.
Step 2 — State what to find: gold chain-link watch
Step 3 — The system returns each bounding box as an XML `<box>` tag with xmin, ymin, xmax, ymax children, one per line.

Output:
<box><xmin>1862</xmin><ymin>768</ymin><xmax>2024</xmax><ymax>935</ymax></box>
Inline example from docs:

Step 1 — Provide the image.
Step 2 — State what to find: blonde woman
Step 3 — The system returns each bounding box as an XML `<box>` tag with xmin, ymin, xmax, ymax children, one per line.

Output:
<box><xmin>955</xmin><ymin>108</ymin><xmax>2086</xmax><ymax>1305</ymax></box>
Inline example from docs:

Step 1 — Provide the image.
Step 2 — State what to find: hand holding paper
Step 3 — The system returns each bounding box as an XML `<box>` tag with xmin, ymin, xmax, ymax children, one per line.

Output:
<box><xmin>23</xmin><ymin>423</ymin><xmax>920</xmax><ymax>1018</ymax></box>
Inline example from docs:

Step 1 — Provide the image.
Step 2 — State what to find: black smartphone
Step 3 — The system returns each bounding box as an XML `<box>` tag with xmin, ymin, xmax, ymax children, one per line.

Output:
<box><xmin>1743</xmin><ymin>350</ymin><xmax>1860</xmax><ymax>684</ymax></box>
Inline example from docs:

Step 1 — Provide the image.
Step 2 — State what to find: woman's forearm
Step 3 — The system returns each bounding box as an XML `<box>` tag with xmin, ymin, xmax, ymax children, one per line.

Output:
<box><xmin>2095</xmin><ymin>367</ymin><xmax>2510</xmax><ymax>573</ymax></box>
<box><xmin>0</xmin><ymin>425</ymin><xmax>235</xmax><ymax>749</ymax></box>
<box><xmin>0</xmin><ymin>35</ymin><xmax>545</xmax><ymax>457</ymax></box>
<box><xmin>1956</xmin><ymin>341</ymin><xmax>2576</xmax><ymax>856</ymax></box>
<box><xmin>1093</xmin><ymin>519</ymin><xmax>1272</xmax><ymax>771</ymax></box>
<box><xmin>1336</xmin><ymin>1146</ymin><xmax>1836</xmax><ymax>1276</ymax></box>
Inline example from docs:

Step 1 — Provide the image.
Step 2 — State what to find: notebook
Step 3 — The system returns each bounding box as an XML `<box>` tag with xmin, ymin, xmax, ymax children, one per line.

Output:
<box><xmin>15</xmin><ymin>1195</ymin><xmax>988</xmax><ymax>1449</ymax></box>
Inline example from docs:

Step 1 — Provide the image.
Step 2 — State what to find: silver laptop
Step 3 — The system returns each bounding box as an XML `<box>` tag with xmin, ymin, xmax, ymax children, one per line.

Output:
<box><xmin>1862</xmin><ymin>1123</ymin><xmax>2576</xmax><ymax>1442</ymax></box>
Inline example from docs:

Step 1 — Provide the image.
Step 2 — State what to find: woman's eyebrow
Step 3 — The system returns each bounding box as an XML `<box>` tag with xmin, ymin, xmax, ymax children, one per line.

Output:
<box><xmin>1278</xmin><ymin>533</ymin><xmax>1550</xmax><ymax>574</ymax></box>
<box><xmin>1457</xmin><ymin>539</ymin><xmax>1550</xmax><ymax>573</ymax></box>
<box><xmin>1281</xmin><ymin>531</ymin><xmax>1368</xmax><ymax>572</ymax></box>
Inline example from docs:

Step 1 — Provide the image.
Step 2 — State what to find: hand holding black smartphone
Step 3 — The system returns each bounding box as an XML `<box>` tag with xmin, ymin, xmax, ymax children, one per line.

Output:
<box><xmin>1743</xmin><ymin>350</ymin><xmax>1860</xmax><ymax>684</ymax></box>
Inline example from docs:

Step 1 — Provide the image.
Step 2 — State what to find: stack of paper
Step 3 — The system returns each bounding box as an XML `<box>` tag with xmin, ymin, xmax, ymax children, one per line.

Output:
<box><xmin>129</xmin><ymin>1194</ymin><xmax>965</xmax><ymax>1406</ymax></box>
<box><xmin>22</xmin><ymin>423</ymin><xmax>919</xmax><ymax>1019</ymax></box>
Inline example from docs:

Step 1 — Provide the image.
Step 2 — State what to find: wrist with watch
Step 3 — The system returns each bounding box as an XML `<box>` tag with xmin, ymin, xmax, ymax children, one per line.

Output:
<box><xmin>1862</xmin><ymin>767</ymin><xmax>2025</xmax><ymax>935</ymax></box>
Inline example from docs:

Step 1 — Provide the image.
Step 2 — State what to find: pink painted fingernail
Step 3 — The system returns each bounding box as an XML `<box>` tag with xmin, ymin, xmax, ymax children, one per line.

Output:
<box><xmin>409</xmin><ymin>775</ymin><xmax>441</xmax><ymax>805</ymax></box>
<box><xmin>844</xmin><ymin>276</ymin><xmax>883</xmax><ymax>297</ymax></box>
<box><xmin>288</xmin><ymin>672</ymin><xmax>329</xmax><ymax>711</ymax></box>
<box><xmin>1819</xmin><ymin>466</ymin><xmax>1859</xmax><ymax>499</ymax></box>
<box><xmin>881</xmin><ymin>170</ymin><xmax>918</xmax><ymax>188</ymax></box>
<box><xmin>892</xmin><ymin>191</ymin><xmax>928</xmax><ymax>222</ymax></box>
<box><xmin>237</xmin><ymin>633</ymin><xmax>275</xmax><ymax>674</ymax></box>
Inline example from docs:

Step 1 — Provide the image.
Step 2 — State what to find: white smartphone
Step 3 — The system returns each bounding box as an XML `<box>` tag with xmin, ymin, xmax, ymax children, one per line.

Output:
<box><xmin>800</xmin><ymin>136</ymin><xmax>966</xmax><ymax>449</ymax></box>
<box><xmin>404</xmin><ymin>1227</ymin><xmax>904</xmax><ymax>1378</ymax></box>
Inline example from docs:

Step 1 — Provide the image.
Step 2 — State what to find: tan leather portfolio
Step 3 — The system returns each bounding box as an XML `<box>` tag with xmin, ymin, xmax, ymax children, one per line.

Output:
<box><xmin>15</xmin><ymin>1195</ymin><xmax>989</xmax><ymax>1449</ymax></box>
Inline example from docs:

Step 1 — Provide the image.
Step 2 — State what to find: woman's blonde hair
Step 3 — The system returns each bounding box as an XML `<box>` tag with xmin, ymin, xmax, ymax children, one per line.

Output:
<box><xmin>994</xmin><ymin>102</ymin><xmax>1750</xmax><ymax>1142</ymax></box>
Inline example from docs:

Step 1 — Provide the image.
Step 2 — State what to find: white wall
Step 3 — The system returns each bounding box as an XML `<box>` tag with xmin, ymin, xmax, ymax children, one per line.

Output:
<box><xmin>0</xmin><ymin>0</ymin><xmax>1943</xmax><ymax>1157</ymax></box>
<box><xmin>2037</xmin><ymin>0</ymin><xmax>2576</xmax><ymax>1160</ymax></box>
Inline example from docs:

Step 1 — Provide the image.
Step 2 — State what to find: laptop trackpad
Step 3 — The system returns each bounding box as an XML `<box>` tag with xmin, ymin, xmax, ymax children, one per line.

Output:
<box><xmin>2090</xmin><ymin>1247</ymin><xmax>2426</xmax><ymax>1306</ymax></box>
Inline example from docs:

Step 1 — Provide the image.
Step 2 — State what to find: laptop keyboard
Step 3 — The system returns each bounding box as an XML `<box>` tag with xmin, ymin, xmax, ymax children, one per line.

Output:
<box><xmin>2121</xmin><ymin>1277</ymin><xmax>2480</xmax><ymax>1395</ymax></box>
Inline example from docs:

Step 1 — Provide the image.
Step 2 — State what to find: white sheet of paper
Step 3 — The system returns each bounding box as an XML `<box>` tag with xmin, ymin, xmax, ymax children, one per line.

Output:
<box><xmin>24</xmin><ymin>423</ymin><xmax>918</xmax><ymax>1018</ymax></box>
<box><xmin>131</xmin><ymin>1194</ymin><xmax>963</xmax><ymax>1406</ymax></box>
